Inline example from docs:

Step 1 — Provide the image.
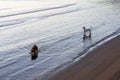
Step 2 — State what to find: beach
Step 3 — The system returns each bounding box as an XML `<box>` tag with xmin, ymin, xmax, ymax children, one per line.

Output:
<box><xmin>49</xmin><ymin>35</ymin><xmax>120</xmax><ymax>80</ymax></box>
<box><xmin>0</xmin><ymin>0</ymin><xmax>120</xmax><ymax>80</ymax></box>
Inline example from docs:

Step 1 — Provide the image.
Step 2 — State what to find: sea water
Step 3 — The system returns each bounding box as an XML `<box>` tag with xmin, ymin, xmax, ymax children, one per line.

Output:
<box><xmin>0</xmin><ymin>0</ymin><xmax>120</xmax><ymax>80</ymax></box>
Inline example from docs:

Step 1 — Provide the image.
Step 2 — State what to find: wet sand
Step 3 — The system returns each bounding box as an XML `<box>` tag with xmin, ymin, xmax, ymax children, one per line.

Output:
<box><xmin>49</xmin><ymin>35</ymin><xmax>120</xmax><ymax>80</ymax></box>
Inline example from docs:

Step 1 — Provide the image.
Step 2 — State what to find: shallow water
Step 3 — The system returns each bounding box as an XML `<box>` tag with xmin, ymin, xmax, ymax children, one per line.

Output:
<box><xmin>0</xmin><ymin>0</ymin><xmax>120</xmax><ymax>80</ymax></box>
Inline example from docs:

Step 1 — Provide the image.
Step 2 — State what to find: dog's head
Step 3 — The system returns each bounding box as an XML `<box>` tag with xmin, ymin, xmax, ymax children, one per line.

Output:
<box><xmin>32</xmin><ymin>45</ymin><xmax>37</xmax><ymax>48</ymax></box>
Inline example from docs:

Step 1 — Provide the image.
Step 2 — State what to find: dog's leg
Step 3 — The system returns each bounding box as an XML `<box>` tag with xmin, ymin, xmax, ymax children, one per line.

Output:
<box><xmin>89</xmin><ymin>30</ymin><xmax>91</xmax><ymax>38</ymax></box>
<box><xmin>83</xmin><ymin>32</ymin><xmax>87</xmax><ymax>40</ymax></box>
<box><xmin>83</xmin><ymin>32</ymin><xmax>86</xmax><ymax>40</ymax></box>
<box><xmin>31</xmin><ymin>52</ymin><xmax>38</xmax><ymax>60</ymax></box>
<box><xmin>83</xmin><ymin>36</ymin><xmax>85</xmax><ymax>40</ymax></box>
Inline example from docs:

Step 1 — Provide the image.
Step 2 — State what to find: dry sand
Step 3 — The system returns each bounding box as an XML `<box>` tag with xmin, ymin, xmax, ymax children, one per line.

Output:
<box><xmin>49</xmin><ymin>35</ymin><xmax>120</xmax><ymax>80</ymax></box>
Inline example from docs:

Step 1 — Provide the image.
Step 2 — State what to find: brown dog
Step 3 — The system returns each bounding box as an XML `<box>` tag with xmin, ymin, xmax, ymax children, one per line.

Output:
<box><xmin>29</xmin><ymin>45</ymin><xmax>38</xmax><ymax>60</ymax></box>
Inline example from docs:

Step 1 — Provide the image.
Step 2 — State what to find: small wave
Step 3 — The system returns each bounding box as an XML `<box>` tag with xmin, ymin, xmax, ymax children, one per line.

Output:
<box><xmin>40</xmin><ymin>9</ymin><xmax>79</xmax><ymax>19</ymax></box>
<box><xmin>0</xmin><ymin>60</ymin><xmax>17</xmax><ymax>69</ymax></box>
<box><xmin>0</xmin><ymin>3</ymin><xmax>77</xmax><ymax>18</ymax></box>
<box><xmin>0</xmin><ymin>8</ymin><xmax>11</xmax><ymax>11</ymax></box>
<box><xmin>10</xmin><ymin>56</ymin><xmax>53</xmax><ymax>76</ymax></box>
<box><xmin>0</xmin><ymin>19</ymin><xmax>25</xmax><ymax>28</ymax></box>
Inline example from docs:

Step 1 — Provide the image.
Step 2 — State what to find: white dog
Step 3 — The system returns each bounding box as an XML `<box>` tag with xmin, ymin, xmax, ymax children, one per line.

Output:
<box><xmin>83</xmin><ymin>26</ymin><xmax>92</xmax><ymax>40</ymax></box>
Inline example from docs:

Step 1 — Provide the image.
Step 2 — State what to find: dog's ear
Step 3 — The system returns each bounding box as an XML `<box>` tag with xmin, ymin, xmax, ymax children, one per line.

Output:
<box><xmin>83</xmin><ymin>26</ymin><xmax>85</xmax><ymax>29</ymax></box>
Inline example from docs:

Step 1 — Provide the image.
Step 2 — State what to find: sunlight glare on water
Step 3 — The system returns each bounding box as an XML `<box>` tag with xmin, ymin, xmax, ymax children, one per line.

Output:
<box><xmin>0</xmin><ymin>0</ymin><xmax>76</xmax><ymax>9</ymax></box>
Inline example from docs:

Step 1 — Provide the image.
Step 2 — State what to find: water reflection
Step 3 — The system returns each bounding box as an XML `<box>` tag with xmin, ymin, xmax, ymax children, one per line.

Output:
<box><xmin>83</xmin><ymin>37</ymin><xmax>92</xmax><ymax>49</ymax></box>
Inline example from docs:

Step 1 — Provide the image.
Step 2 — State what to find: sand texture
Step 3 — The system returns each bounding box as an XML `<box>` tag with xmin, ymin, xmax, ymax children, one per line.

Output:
<box><xmin>50</xmin><ymin>35</ymin><xmax>120</xmax><ymax>80</ymax></box>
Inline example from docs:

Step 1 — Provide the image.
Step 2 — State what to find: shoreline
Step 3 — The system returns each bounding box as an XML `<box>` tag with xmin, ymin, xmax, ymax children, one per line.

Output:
<box><xmin>49</xmin><ymin>35</ymin><xmax>120</xmax><ymax>80</ymax></box>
